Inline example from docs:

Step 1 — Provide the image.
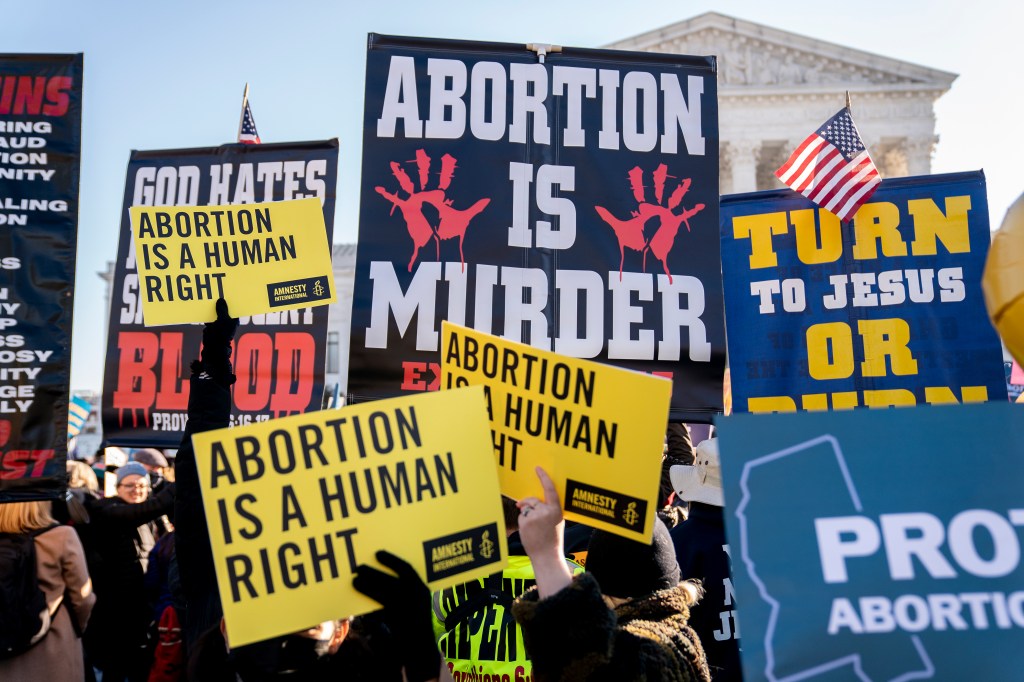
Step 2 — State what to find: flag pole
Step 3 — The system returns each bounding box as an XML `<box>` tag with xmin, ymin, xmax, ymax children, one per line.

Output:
<box><xmin>236</xmin><ymin>83</ymin><xmax>249</xmax><ymax>141</ymax></box>
<box><xmin>845</xmin><ymin>90</ymin><xmax>853</xmax><ymax>114</ymax></box>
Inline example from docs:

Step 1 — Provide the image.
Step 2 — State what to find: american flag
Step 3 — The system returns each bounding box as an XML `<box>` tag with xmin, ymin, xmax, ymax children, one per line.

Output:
<box><xmin>238</xmin><ymin>99</ymin><xmax>261</xmax><ymax>144</ymax></box>
<box><xmin>775</xmin><ymin>107</ymin><xmax>880</xmax><ymax>221</ymax></box>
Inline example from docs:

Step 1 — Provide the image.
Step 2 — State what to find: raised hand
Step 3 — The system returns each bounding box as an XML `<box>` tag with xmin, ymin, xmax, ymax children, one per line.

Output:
<box><xmin>195</xmin><ymin>298</ymin><xmax>239</xmax><ymax>386</ymax></box>
<box><xmin>517</xmin><ymin>467</ymin><xmax>574</xmax><ymax>598</ymax></box>
<box><xmin>353</xmin><ymin>551</ymin><xmax>440</xmax><ymax>682</ymax></box>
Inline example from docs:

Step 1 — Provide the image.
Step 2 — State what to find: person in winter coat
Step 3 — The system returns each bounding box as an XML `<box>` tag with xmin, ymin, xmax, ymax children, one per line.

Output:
<box><xmin>84</xmin><ymin>461</ymin><xmax>175</xmax><ymax>681</ymax></box>
<box><xmin>53</xmin><ymin>460</ymin><xmax>102</xmax><ymax>528</ymax></box>
<box><xmin>177</xmin><ymin>300</ymin><xmax>443</xmax><ymax>682</ymax></box>
<box><xmin>511</xmin><ymin>466</ymin><xmax>711</xmax><ymax>682</ymax></box>
<box><xmin>670</xmin><ymin>438</ymin><xmax>742</xmax><ymax>681</ymax></box>
<box><xmin>0</xmin><ymin>500</ymin><xmax>96</xmax><ymax>681</ymax></box>
<box><xmin>432</xmin><ymin>496</ymin><xmax>584</xmax><ymax>681</ymax></box>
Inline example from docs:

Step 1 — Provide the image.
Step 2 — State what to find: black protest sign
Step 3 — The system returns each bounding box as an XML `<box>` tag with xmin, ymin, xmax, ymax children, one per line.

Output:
<box><xmin>0</xmin><ymin>54</ymin><xmax>82</xmax><ymax>501</ymax></box>
<box><xmin>102</xmin><ymin>141</ymin><xmax>339</xmax><ymax>447</ymax></box>
<box><xmin>349</xmin><ymin>34</ymin><xmax>725</xmax><ymax>422</ymax></box>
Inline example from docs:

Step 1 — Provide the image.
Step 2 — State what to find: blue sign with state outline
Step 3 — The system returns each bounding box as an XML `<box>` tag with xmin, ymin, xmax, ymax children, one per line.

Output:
<box><xmin>717</xmin><ymin>402</ymin><xmax>1024</xmax><ymax>681</ymax></box>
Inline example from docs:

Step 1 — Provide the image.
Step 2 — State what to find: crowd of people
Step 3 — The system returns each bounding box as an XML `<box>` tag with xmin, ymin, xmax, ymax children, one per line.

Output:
<box><xmin>0</xmin><ymin>301</ymin><xmax>742</xmax><ymax>681</ymax></box>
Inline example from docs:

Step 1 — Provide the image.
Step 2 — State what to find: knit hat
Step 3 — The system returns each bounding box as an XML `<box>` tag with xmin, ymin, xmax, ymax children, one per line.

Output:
<box><xmin>586</xmin><ymin>519</ymin><xmax>680</xmax><ymax>599</ymax></box>
<box><xmin>133</xmin><ymin>448</ymin><xmax>169</xmax><ymax>468</ymax></box>
<box><xmin>116</xmin><ymin>461</ymin><xmax>151</xmax><ymax>486</ymax></box>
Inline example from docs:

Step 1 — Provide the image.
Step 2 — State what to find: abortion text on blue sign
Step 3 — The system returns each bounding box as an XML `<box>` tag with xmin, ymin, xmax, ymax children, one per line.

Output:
<box><xmin>716</xmin><ymin>402</ymin><xmax>1024</xmax><ymax>681</ymax></box>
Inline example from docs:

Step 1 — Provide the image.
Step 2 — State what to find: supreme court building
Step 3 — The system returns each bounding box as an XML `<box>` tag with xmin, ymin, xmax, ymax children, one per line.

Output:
<box><xmin>605</xmin><ymin>12</ymin><xmax>956</xmax><ymax>195</ymax></box>
<box><xmin>305</xmin><ymin>12</ymin><xmax>957</xmax><ymax>400</ymax></box>
<box><xmin>99</xmin><ymin>13</ymin><xmax>958</xmax><ymax>406</ymax></box>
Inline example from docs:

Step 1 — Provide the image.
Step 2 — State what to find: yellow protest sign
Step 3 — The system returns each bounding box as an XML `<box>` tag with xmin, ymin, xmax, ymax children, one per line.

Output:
<box><xmin>130</xmin><ymin>197</ymin><xmax>336</xmax><ymax>325</ymax></box>
<box><xmin>441</xmin><ymin>322</ymin><xmax>671</xmax><ymax>543</ymax></box>
<box><xmin>191</xmin><ymin>386</ymin><xmax>508</xmax><ymax>648</ymax></box>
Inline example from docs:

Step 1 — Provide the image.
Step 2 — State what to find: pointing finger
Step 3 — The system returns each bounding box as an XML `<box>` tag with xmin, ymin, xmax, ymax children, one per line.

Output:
<box><xmin>535</xmin><ymin>466</ymin><xmax>560</xmax><ymax>506</ymax></box>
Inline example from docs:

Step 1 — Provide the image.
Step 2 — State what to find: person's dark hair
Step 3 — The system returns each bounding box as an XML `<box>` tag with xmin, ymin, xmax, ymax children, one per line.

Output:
<box><xmin>502</xmin><ymin>496</ymin><xmax>519</xmax><ymax>532</ymax></box>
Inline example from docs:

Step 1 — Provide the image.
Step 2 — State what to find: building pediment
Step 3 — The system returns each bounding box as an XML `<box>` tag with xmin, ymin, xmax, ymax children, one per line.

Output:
<box><xmin>606</xmin><ymin>12</ymin><xmax>957</xmax><ymax>93</ymax></box>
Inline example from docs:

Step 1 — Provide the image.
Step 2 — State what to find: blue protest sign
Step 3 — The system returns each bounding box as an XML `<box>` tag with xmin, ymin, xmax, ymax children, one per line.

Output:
<box><xmin>720</xmin><ymin>172</ymin><xmax>1006</xmax><ymax>413</ymax></box>
<box><xmin>717</xmin><ymin>402</ymin><xmax>1024</xmax><ymax>681</ymax></box>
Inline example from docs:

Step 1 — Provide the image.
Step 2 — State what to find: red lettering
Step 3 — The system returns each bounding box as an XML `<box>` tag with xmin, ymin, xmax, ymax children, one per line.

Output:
<box><xmin>235</xmin><ymin>333</ymin><xmax>274</xmax><ymax>412</ymax></box>
<box><xmin>402</xmin><ymin>361</ymin><xmax>428</xmax><ymax>390</ymax></box>
<box><xmin>0</xmin><ymin>76</ymin><xmax>72</xmax><ymax>116</ymax></box>
<box><xmin>113</xmin><ymin>332</ymin><xmax>159</xmax><ymax>427</ymax></box>
<box><xmin>155</xmin><ymin>333</ymin><xmax>188</xmax><ymax>410</ymax></box>
<box><xmin>43</xmin><ymin>76</ymin><xmax>72</xmax><ymax>116</ymax></box>
<box><xmin>268</xmin><ymin>333</ymin><xmax>315</xmax><ymax>417</ymax></box>
<box><xmin>0</xmin><ymin>450</ymin><xmax>55</xmax><ymax>480</ymax></box>
<box><xmin>0</xmin><ymin>78</ymin><xmax>15</xmax><ymax>114</ymax></box>
<box><xmin>0</xmin><ymin>420</ymin><xmax>10</xmax><ymax>447</ymax></box>
<box><xmin>0</xmin><ymin>450</ymin><xmax>27</xmax><ymax>478</ymax></box>
<box><xmin>111</xmin><ymin>330</ymin><xmax>318</xmax><ymax>430</ymax></box>
<box><xmin>235</xmin><ymin>329</ymin><xmax>315</xmax><ymax>411</ymax></box>
<box><xmin>234</xmin><ymin>333</ymin><xmax>315</xmax><ymax>416</ymax></box>
<box><xmin>400</xmin><ymin>361</ymin><xmax>442</xmax><ymax>391</ymax></box>
<box><xmin>12</xmin><ymin>77</ymin><xmax>44</xmax><ymax>115</ymax></box>
<box><xmin>27</xmin><ymin>450</ymin><xmax>54</xmax><ymax>477</ymax></box>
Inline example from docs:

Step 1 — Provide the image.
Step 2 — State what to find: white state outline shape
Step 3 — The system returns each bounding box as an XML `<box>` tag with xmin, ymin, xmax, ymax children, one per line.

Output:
<box><xmin>734</xmin><ymin>434</ymin><xmax>936</xmax><ymax>682</ymax></box>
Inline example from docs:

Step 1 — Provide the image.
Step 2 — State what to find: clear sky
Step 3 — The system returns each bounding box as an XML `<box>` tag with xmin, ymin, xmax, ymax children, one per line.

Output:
<box><xmin>4</xmin><ymin>0</ymin><xmax>1022</xmax><ymax>391</ymax></box>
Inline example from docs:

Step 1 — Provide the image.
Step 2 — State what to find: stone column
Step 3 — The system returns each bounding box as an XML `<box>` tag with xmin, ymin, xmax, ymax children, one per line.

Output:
<box><xmin>726</xmin><ymin>140</ymin><xmax>762</xmax><ymax>194</ymax></box>
<box><xmin>719</xmin><ymin>143</ymin><xmax>733</xmax><ymax>195</ymax></box>
<box><xmin>905</xmin><ymin>136</ymin><xmax>937</xmax><ymax>176</ymax></box>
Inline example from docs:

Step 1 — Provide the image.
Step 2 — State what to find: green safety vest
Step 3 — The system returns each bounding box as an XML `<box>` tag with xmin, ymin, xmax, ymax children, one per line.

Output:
<box><xmin>431</xmin><ymin>555</ymin><xmax>583</xmax><ymax>682</ymax></box>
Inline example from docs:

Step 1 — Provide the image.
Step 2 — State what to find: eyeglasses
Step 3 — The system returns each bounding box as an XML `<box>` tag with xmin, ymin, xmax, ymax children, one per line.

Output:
<box><xmin>118</xmin><ymin>483</ymin><xmax>150</xmax><ymax>491</ymax></box>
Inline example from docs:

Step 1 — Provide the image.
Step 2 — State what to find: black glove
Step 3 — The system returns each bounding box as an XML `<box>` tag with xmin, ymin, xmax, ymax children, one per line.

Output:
<box><xmin>191</xmin><ymin>298</ymin><xmax>239</xmax><ymax>387</ymax></box>
<box><xmin>352</xmin><ymin>550</ymin><xmax>440</xmax><ymax>682</ymax></box>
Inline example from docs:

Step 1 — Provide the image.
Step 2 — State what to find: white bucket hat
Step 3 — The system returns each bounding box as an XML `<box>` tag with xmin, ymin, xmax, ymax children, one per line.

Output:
<box><xmin>670</xmin><ymin>437</ymin><xmax>724</xmax><ymax>507</ymax></box>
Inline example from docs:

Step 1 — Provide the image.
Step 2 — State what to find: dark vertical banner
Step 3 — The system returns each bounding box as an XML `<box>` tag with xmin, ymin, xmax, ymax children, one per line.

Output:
<box><xmin>720</xmin><ymin>172</ymin><xmax>1007</xmax><ymax>413</ymax></box>
<box><xmin>349</xmin><ymin>34</ymin><xmax>724</xmax><ymax>422</ymax></box>
<box><xmin>0</xmin><ymin>54</ymin><xmax>82</xmax><ymax>501</ymax></box>
<box><xmin>101</xmin><ymin>140</ymin><xmax>339</xmax><ymax>448</ymax></box>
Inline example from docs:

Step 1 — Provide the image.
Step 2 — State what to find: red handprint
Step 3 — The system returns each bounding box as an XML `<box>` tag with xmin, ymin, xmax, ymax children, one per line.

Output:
<box><xmin>376</xmin><ymin>150</ymin><xmax>491</xmax><ymax>272</ymax></box>
<box><xmin>595</xmin><ymin>164</ymin><xmax>706</xmax><ymax>284</ymax></box>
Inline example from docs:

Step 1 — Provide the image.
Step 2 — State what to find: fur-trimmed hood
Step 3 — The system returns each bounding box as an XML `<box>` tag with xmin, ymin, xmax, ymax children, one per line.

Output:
<box><xmin>513</xmin><ymin>573</ymin><xmax>711</xmax><ymax>682</ymax></box>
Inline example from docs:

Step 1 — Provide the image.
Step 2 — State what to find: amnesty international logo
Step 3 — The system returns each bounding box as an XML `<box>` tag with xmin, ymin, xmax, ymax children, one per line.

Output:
<box><xmin>422</xmin><ymin>522</ymin><xmax>502</xmax><ymax>582</ymax></box>
<box><xmin>267</xmin><ymin>275</ymin><xmax>332</xmax><ymax>308</ymax></box>
<box><xmin>479</xmin><ymin>530</ymin><xmax>495</xmax><ymax>560</ymax></box>
<box><xmin>565</xmin><ymin>479</ymin><xmax>648</xmax><ymax>534</ymax></box>
<box><xmin>622</xmin><ymin>502</ymin><xmax>640</xmax><ymax>527</ymax></box>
